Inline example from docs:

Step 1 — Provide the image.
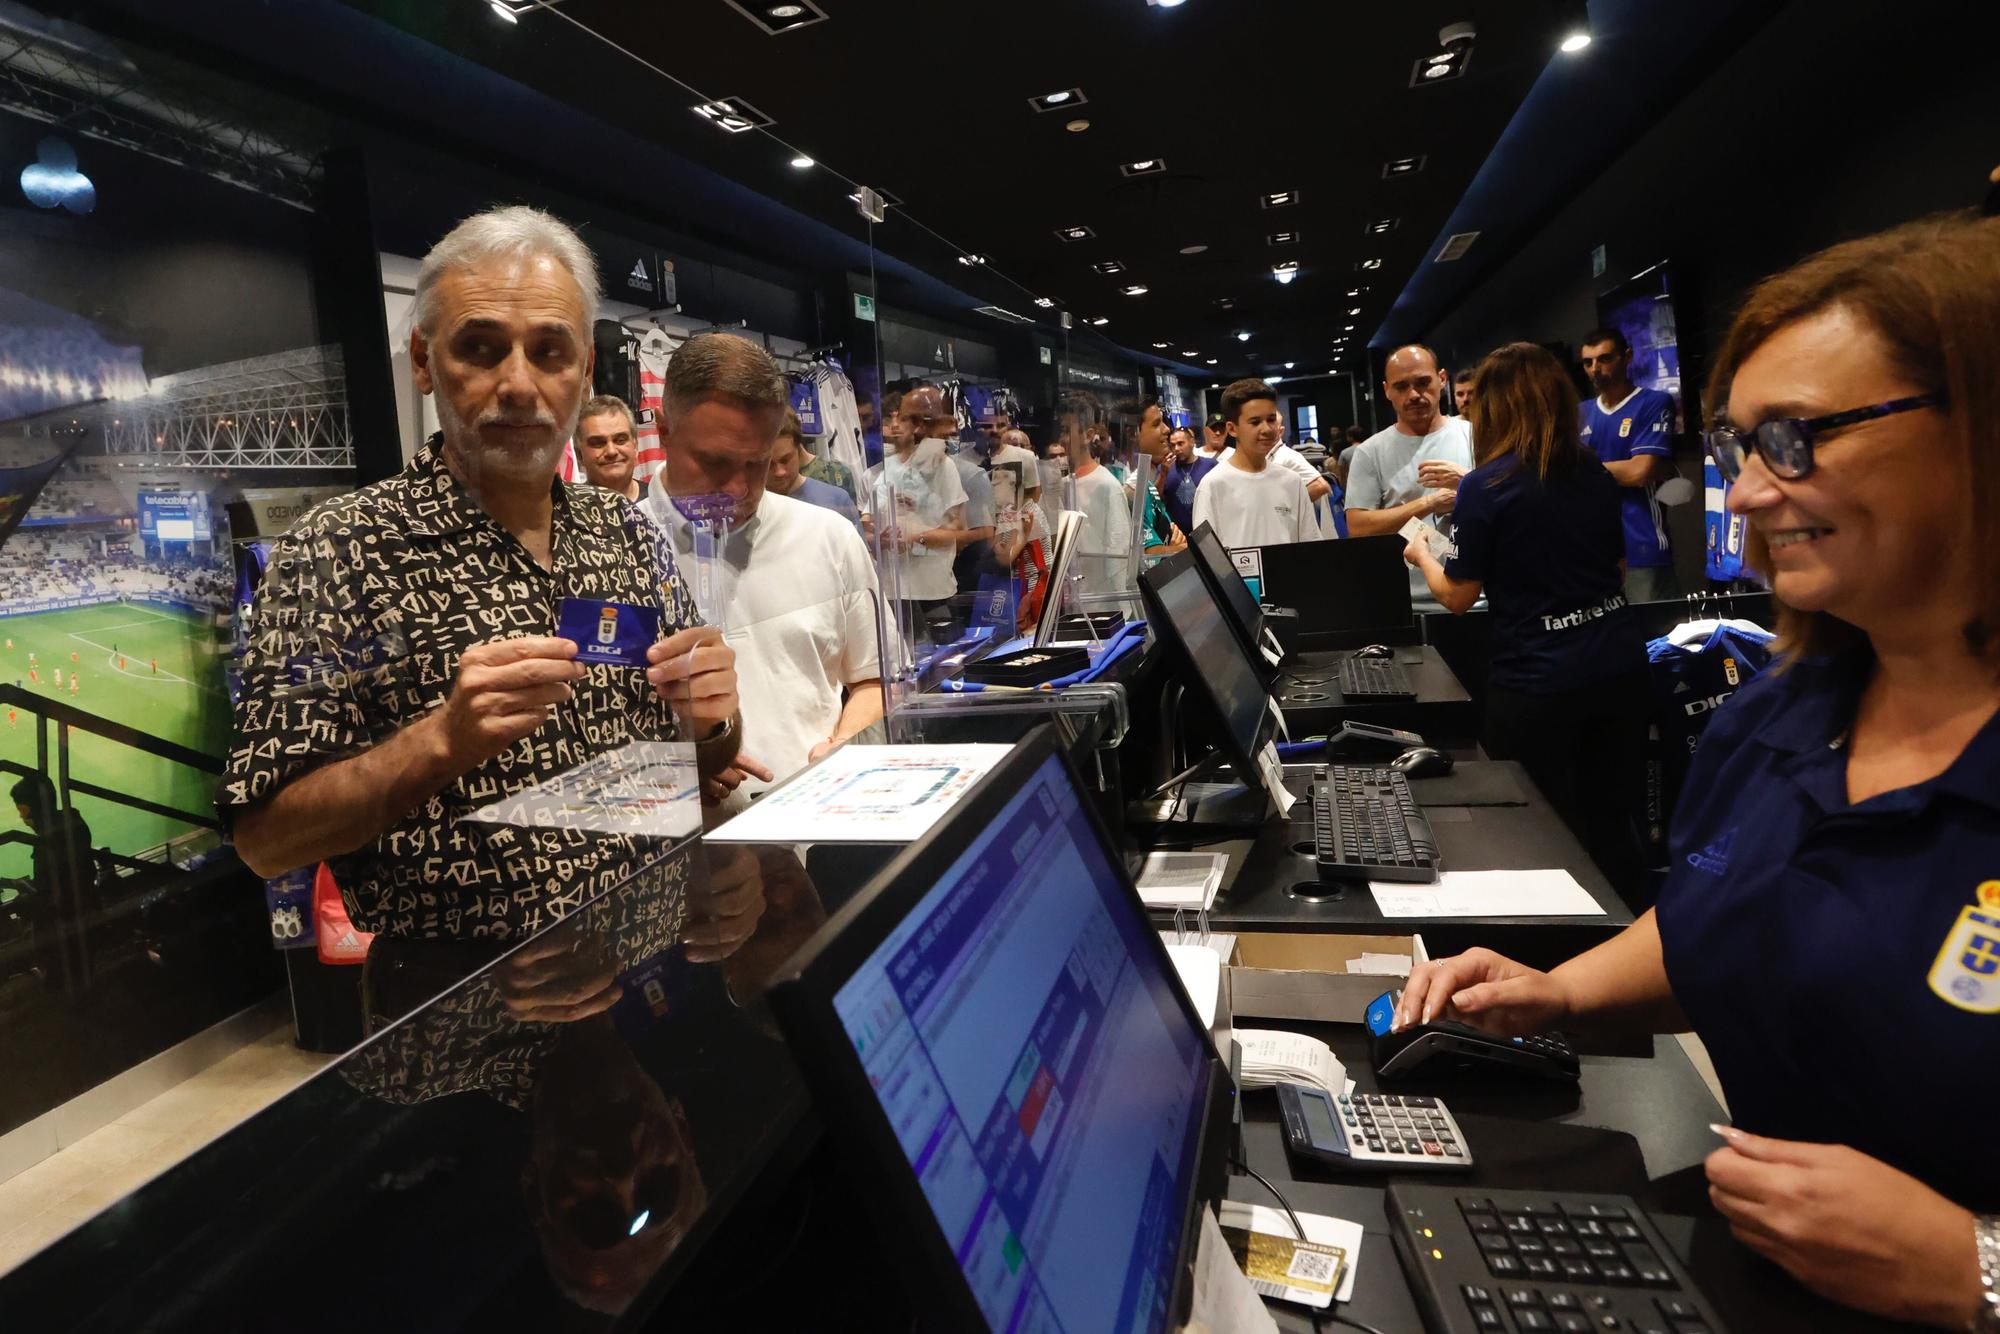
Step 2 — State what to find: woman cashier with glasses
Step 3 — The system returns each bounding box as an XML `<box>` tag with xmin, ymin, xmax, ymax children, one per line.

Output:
<box><xmin>1401</xmin><ymin>210</ymin><xmax>2000</xmax><ymax>1332</ymax></box>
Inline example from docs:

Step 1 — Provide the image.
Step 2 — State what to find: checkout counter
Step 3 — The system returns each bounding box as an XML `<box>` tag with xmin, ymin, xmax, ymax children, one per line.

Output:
<box><xmin>2</xmin><ymin>578</ymin><xmax>1893</xmax><ymax>1334</ymax></box>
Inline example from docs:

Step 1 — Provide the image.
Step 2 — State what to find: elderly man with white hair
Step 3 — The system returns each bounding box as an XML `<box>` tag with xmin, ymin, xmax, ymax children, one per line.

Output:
<box><xmin>222</xmin><ymin>204</ymin><xmax>742</xmax><ymax>940</ymax></box>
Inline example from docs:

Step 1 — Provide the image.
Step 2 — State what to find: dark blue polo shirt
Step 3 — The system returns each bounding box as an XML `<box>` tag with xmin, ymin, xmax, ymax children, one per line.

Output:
<box><xmin>1445</xmin><ymin>455</ymin><xmax>1642</xmax><ymax>692</ymax></box>
<box><xmin>1162</xmin><ymin>455</ymin><xmax>1217</xmax><ymax>534</ymax></box>
<box><xmin>1656</xmin><ymin>652</ymin><xmax>2000</xmax><ymax>1210</ymax></box>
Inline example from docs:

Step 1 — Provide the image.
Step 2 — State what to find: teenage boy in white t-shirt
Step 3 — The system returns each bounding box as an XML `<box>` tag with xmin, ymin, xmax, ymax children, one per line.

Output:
<box><xmin>1192</xmin><ymin>378</ymin><xmax>1320</xmax><ymax>548</ymax></box>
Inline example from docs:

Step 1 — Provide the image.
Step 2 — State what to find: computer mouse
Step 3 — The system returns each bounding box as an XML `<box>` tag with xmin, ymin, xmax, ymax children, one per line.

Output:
<box><xmin>1389</xmin><ymin>746</ymin><xmax>1454</xmax><ymax>778</ymax></box>
<box><xmin>1355</xmin><ymin>644</ymin><xmax>1393</xmax><ymax>659</ymax></box>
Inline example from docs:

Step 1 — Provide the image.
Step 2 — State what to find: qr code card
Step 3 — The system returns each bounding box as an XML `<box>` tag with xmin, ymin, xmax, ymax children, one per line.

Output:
<box><xmin>1220</xmin><ymin>1223</ymin><xmax>1346</xmax><ymax>1309</ymax></box>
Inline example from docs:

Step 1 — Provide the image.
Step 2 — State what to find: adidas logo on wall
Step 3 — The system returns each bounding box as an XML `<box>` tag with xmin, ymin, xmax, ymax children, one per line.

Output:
<box><xmin>626</xmin><ymin>257</ymin><xmax>654</xmax><ymax>294</ymax></box>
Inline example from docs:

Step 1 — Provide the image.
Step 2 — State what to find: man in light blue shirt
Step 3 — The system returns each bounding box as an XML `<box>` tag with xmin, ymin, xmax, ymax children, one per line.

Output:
<box><xmin>767</xmin><ymin>410</ymin><xmax>860</xmax><ymax>530</ymax></box>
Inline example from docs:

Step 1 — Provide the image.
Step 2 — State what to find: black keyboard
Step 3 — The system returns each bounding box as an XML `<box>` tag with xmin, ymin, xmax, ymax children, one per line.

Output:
<box><xmin>1387</xmin><ymin>1184</ymin><xmax>1732</xmax><ymax>1333</ymax></box>
<box><xmin>1312</xmin><ymin>765</ymin><xmax>1440</xmax><ymax>883</ymax></box>
<box><xmin>1338</xmin><ymin>656</ymin><xmax>1417</xmax><ymax>699</ymax></box>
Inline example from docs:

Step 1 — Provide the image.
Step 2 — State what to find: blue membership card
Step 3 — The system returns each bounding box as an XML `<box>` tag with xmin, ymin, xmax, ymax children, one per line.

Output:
<box><xmin>557</xmin><ymin>597</ymin><xmax>661</xmax><ymax>667</ymax></box>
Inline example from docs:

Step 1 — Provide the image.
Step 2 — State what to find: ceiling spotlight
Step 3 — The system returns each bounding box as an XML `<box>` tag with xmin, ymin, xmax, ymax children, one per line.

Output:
<box><xmin>1056</xmin><ymin>225</ymin><xmax>1095</xmax><ymax>241</ymax></box>
<box><xmin>1090</xmin><ymin>316</ymin><xmax>1110</xmax><ymax>326</ymax></box>
<box><xmin>725</xmin><ymin>0</ymin><xmax>829</xmax><ymax>34</ymax></box>
<box><xmin>1152</xmin><ymin>342</ymin><xmax>1170</xmax><ymax>349</ymax></box>
<box><xmin>1179</xmin><ymin>243</ymin><xmax>1208</xmax><ymax>255</ymax></box>
<box><xmin>789</xmin><ymin>154</ymin><xmax>814</xmax><ymax>169</ymax></box>
<box><xmin>1347</xmin><ymin>306</ymin><xmax>1362</xmax><ymax>315</ymax></box>
<box><xmin>1360</xmin><ymin>258</ymin><xmax>1384</xmax><ymax>270</ymax></box>
<box><xmin>957</xmin><ymin>254</ymin><xmax>989</xmax><ymax>266</ymax></box>
<box><xmin>1029</xmin><ymin>88</ymin><xmax>1088</xmax><ymax>113</ymax></box>
<box><xmin>1093</xmin><ymin>259</ymin><xmax>1127</xmax><ymax>274</ymax></box>
<box><xmin>1346</xmin><ymin>288</ymin><xmax>1365</xmax><ymax>297</ymax></box>
<box><xmin>1149</xmin><ymin>0</ymin><xmax>1188</xmax><ymax>6</ymax></box>
<box><xmin>1066</xmin><ymin>119</ymin><xmax>1092</xmax><ymax>133</ymax></box>
<box><xmin>488</xmin><ymin>1</ymin><xmax>520</xmax><ymax>22</ymax></box>
<box><xmin>1268</xmin><ymin>375</ymin><xmax>1284</xmax><ymax>385</ymax></box>
<box><xmin>1120</xmin><ymin>284</ymin><xmax>1149</xmax><ymax>296</ymax></box>
<box><xmin>1383</xmin><ymin>155</ymin><xmax>1428</xmax><ymax>178</ymax></box>
<box><xmin>1284</xmin><ymin>362</ymin><xmax>1296</xmax><ymax>369</ymax></box>
<box><xmin>1206</xmin><ymin>358</ymin><xmax>1218</xmax><ymax>365</ymax></box>
<box><xmin>692</xmin><ymin>96</ymin><xmax>775</xmax><ymax>133</ymax></box>
<box><xmin>1267</xmin><ymin>231</ymin><xmax>1300</xmax><ymax>246</ymax></box>
<box><xmin>1271</xmin><ymin>261</ymin><xmax>1299</xmax><ymax>285</ymax></box>
<box><xmin>1182</xmin><ymin>350</ymin><xmax>1199</xmax><ymax>357</ymax></box>
<box><xmin>1236</xmin><ymin>331</ymin><xmax>1252</xmax><ymax>343</ymax></box>
<box><xmin>1033</xmin><ymin>297</ymin><xmax>1056</xmax><ymax>308</ymax></box>
<box><xmin>1260</xmin><ymin>190</ymin><xmax>1299</xmax><ymax>209</ymax></box>
<box><xmin>1344</xmin><ymin>325</ymin><xmax>1356</xmax><ymax>332</ymax></box>
<box><xmin>1428</xmin><ymin>51</ymin><xmax>1454</xmax><ymax>65</ymax></box>
<box><xmin>1214</xmin><ymin>297</ymin><xmax>1235</xmax><ymax>309</ymax></box>
<box><xmin>1366</xmin><ymin>217</ymin><xmax>1400</xmax><ymax>234</ymax></box>
<box><xmin>1560</xmin><ymin>30</ymin><xmax>1592</xmax><ymax>52</ymax></box>
<box><xmin>1424</xmin><ymin>63</ymin><xmax>1452</xmax><ymax>80</ymax></box>
<box><xmin>1119</xmin><ymin>158</ymin><xmax>1167</xmax><ymax>177</ymax></box>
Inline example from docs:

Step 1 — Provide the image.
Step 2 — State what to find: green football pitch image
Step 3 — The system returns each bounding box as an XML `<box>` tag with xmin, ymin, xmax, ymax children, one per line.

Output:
<box><xmin>0</xmin><ymin>602</ymin><xmax>230</xmax><ymax>880</ymax></box>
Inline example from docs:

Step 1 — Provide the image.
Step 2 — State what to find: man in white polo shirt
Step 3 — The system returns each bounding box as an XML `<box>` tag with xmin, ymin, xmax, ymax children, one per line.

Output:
<box><xmin>641</xmin><ymin>333</ymin><xmax>883</xmax><ymax>809</ymax></box>
<box><xmin>1345</xmin><ymin>343</ymin><xmax>1475</xmax><ymax>606</ymax></box>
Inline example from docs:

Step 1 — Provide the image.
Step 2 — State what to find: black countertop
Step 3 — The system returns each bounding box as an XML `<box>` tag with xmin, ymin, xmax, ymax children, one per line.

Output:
<box><xmin>0</xmin><ymin>834</ymin><xmax>838</xmax><ymax>1332</ymax></box>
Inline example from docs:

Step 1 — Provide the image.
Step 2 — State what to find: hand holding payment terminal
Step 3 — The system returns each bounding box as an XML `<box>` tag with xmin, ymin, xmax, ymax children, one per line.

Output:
<box><xmin>1365</xmin><ymin>989</ymin><xmax>1580</xmax><ymax>1083</ymax></box>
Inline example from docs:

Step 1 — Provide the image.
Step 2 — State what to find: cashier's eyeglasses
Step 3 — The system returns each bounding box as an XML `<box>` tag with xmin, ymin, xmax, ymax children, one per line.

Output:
<box><xmin>1705</xmin><ymin>393</ymin><xmax>1944</xmax><ymax>482</ymax></box>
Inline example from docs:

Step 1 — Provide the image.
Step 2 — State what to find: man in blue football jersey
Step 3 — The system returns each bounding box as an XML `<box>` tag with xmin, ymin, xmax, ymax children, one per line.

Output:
<box><xmin>1579</xmin><ymin>328</ymin><xmax>1681</xmax><ymax>601</ymax></box>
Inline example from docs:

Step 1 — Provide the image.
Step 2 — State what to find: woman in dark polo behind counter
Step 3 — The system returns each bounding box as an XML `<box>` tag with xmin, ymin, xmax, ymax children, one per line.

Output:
<box><xmin>1403</xmin><ymin>340</ymin><xmax>1649</xmax><ymax>899</ymax></box>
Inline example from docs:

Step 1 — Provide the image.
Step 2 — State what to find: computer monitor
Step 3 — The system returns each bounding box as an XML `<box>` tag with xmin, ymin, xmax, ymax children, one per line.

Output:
<box><xmin>1187</xmin><ymin>522</ymin><xmax>1271</xmax><ymax>682</ymax></box>
<box><xmin>1257</xmin><ymin>534</ymin><xmax>1417</xmax><ymax>647</ymax></box>
<box><xmin>770</xmin><ymin>729</ymin><xmax>1230</xmax><ymax>1333</ymax></box>
<box><xmin>1138</xmin><ymin>549</ymin><xmax>1275</xmax><ymax>802</ymax></box>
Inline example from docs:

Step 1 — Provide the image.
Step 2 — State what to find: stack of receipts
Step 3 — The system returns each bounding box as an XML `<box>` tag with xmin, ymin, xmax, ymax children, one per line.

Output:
<box><xmin>1233</xmin><ymin>1028</ymin><xmax>1351</xmax><ymax>1101</ymax></box>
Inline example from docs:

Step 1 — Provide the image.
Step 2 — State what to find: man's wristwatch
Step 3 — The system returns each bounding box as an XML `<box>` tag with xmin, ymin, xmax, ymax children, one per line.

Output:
<box><xmin>1973</xmin><ymin>1215</ymin><xmax>2000</xmax><ymax>1333</ymax></box>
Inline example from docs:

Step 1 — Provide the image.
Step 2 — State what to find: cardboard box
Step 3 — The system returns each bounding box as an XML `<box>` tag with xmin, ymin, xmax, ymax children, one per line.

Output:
<box><xmin>1229</xmin><ymin>932</ymin><xmax>1430</xmax><ymax>1024</ymax></box>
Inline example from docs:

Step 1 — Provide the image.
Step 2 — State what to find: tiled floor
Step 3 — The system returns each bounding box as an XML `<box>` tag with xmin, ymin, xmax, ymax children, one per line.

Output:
<box><xmin>0</xmin><ymin>1017</ymin><xmax>330</xmax><ymax>1276</ymax></box>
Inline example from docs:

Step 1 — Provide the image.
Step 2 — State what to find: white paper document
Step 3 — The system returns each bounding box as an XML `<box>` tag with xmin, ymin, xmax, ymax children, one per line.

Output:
<box><xmin>1346</xmin><ymin>952</ymin><xmax>1415</xmax><ymax>977</ymax></box>
<box><xmin>1188</xmin><ymin>1205</ymin><xmax>1281</xmax><ymax>1334</ymax></box>
<box><xmin>1167</xmin><ymin>944</ymin><xmax>1223</xmax><ymax>1030</ymax></box>
<box><xmin>1232</xmin><ymin>1029</ymin><xmax>1351</xmax><ymax>1102</ymax></box>
<box><xmin>1216</xmin><ymin>1201</ymin><xmax>1365</xmax><ymax>1304</ymax></box>
<box><xmin>459</xmin><ymin>741</ymin><xmax>701</xmax><ymax>839</ymax></box>
<box><xmin>705</xmin><ymin>743</ymin><xmax>1011</xmax><ymax>843</ymax></box>
<box><xmin>1138</xmin><ymin>850</ymin><xmax>1228</xmax><ymax>910</ymax></box>
<box><xmin>1368</xmin><ymin>868</ymin><xmax>1604</xmax><ymax>918</ymax></box>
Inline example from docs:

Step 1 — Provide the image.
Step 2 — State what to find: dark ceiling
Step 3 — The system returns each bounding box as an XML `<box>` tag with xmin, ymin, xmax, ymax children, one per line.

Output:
<box><xmin>332</xmin><ymin>0</ymin><xmax>1599</xmax><ymax>381</ymax></box>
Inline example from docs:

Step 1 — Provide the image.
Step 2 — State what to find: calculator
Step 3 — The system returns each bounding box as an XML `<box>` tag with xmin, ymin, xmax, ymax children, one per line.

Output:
<box><xmin>1276</xmin><ymin>1083</ymin><xmax>1474</xmax><ymax>1172</ymax></box>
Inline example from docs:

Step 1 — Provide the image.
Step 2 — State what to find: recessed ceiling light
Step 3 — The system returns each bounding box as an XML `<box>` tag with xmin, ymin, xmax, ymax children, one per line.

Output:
<box><xmin>1214</xmin><ymin>297</ymin><xmax>1234</xmax><ymax>309</ymax></box>
<box><xmin>1236</xmin><ymin>331</ymin><xmax>1252</xmax><ymax>343</ymax></box>
<box><xmin>1346</xmin><ymin>288</ymin><xmax>1365</xmax><ymax>297</ymax></box>
<box><xmin>1120</xmin><ymin>284</ymin><xmax>1149</xmax><ymax>296</ymax></box>
<box><xmin>1179</xmin><ymin>243</ymin><xmax>1208</xmax><ymax>255</ymax></box>
<box><xmin>1033</xmin><ymin>297</ymin><xmax>1056</xmax><ymax>308</ymax></box>
<box><xmin>1285</xmin><ymin>362</ymin><xmax>1296</xmax><ymax>369</ymax></box>
<box><xmin>1065</xmin><ymin>119</ymin><xmax>1091</xmax><ymax>133</ymax></box>
<box><xmin>1424</xmin><ymin>62</ymin><xmax>1452</xmax><ymax>79</ymax></box>
<box><xmin>1360</xmin><ymin>258</ymin><xmax>1384</xmax><ymax>270</ymax></box>
<box><xmin>692</xmin><ymin>96</ymin><xmax>775</xmax><ymax>133</ymax></box>
<box><xmin>1206</xmin><ymin>358</ymin><xmax>1218</xmax><ymax>364</ymax></box>
<box><xmin>1149</xmin><ymin>0</ymin><xmax>1188</xmax><ymax>7</ymax></box>
<box><xmin>1182</xmin><ymin>350</ymin><xmax>1199</xmax><ymax>358</ymax></box>
<box><xmin>1383</xmin><ymin>155</ymin><xmax>1427</xmax><ymax>178</ymax></box>
<box><xmin>1428</xmin><ymin>51</ymin><xmax>1454</xmax><ymax>65</ymax></box>
<box><xmin>1056</xmin><ymin>225</ymin><xmax>1095</xmax><ymax>241</ymax></box>
<box><xmin>488</xmin><ymin>1</ymin><xmax>520</xmax><ymax>23</ymax></box>
<box><xmin>1119</xmin><ymin>158</ymin><xmax>1167</xmax><ymax>177</ymax></box>
<box><xmin>1260</xmin><ymin>190</ymin><xmax>1299</xmax><ymax>209</ymax></box>
<box><xmin>1152</xmin><ymin>342</ymin><xmax>1170</xmax><ymax>349</ymax></box>
<box><xmin>789</xmin><ymin>154</ymin><xmax>814</xmax><ymax>168</ymax></box>
<box><xmin>1271</xmin><ymin>261</ymin><xmax>1299</xmax><ymax>285</ymax></box>
<box><xmin>1560</xmin><ymin>29</ymin><xmax>1592</xmax><ymax>53</ymax></box>
<box><xmin>1028</xmin><ymin>88</ymin><xmax>1089</xmax><ymax>113</ymax></box>
<box><xmin>1347</xmin><ymin>306</ymin><xmax>1362</xmax><ymax>315</ymax></box>
<box><xmin>957</xmin><ymin>254</ymin><xmax>989</xmax><ymax>266</ymax></box>
<box><xmin>1344</xmin><ymin>325</ymin><xmax>1356</xmax><ymax>332</ymax></box>
<box><xmin>1092</xmin><ymin>259</ymin><xmax>1127</xmax><ymax>274</ymax></box>
<box><xmin>1366</xmin><ymin>217</ymin><xmax>1400</xmax><ymax>234</ymax></box>
<box><xmin>1267</xmin><ymin>231</ymin><xmax>1300</xmax><ymax>246</ymax></box>
<box><xmin>1090</xmin><ymin>316</ymin><xmax>1110</xmax><ymax>326</ymax></box>
<box><xmin>1268</xmin><ymin>375</ymin><xmax>1284</xmax><ymax>384</ymax></box>
<box><xmin>723</xmin><ymin>0</ymin><xmax>829</xmax><ymax>36</ymax></box>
